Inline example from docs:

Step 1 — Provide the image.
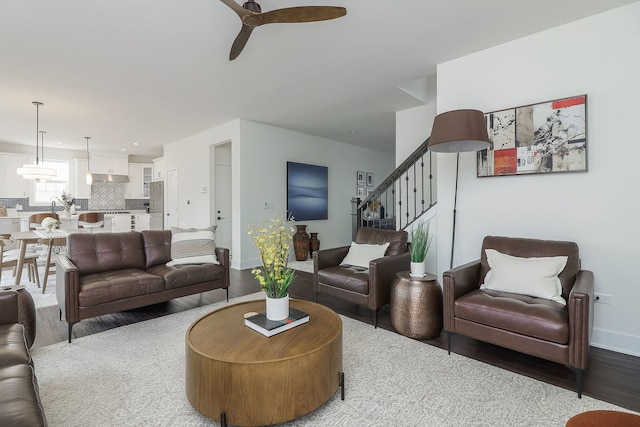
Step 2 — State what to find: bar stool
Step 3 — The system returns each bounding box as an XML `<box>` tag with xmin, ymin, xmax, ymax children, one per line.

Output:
<box><xmin>78</xmin><ymin>212</ymin><xmax>105</xmax><ymax>233</ymax></box>
<box><xmin>29</xmin><ymin>212</ymin><xmax>60</xmax><ymax>230</ymax></box>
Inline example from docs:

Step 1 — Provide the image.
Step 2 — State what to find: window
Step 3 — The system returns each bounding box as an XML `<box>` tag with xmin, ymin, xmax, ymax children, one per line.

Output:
<box><xmin>33</xmin><ymin>160</ymin><xmax>69</xmax><ymax>204</ymax></box>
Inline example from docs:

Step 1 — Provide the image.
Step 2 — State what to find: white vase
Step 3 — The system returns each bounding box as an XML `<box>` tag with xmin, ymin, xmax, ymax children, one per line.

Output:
<box><xmin>410</xmin><ymin>261</ymin><xmax>426</xmax><ymax>277</ymax></box>
<box><xmin>266</xmin><ymin>294</ymin><xmax>290</xmax><ymax>321</ymax></box>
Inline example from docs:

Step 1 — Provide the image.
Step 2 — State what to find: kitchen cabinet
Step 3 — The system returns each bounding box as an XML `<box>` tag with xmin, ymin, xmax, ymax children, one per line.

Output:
<box><xmin>92</xmin><ymin>155</ymin><xmax>129</xmax><ymax>175</ymax></box>
<box><xmin>134</xmin><ymin>214</ymin><xmax>150</xmax><ymax>231</ymax></box>
<box><xmin>0</xmin><ymin>217</ymin><xmax>21</xmax><ymax>234</ymax></box>
<box><xmin>0</xmin><ymin>152</ymin><xmax>29</xmax><ymax>197</ymax></box>
<box><xmin>153</xmin><ymin>157</ymin><xmax>165</xmax><ymax>181</ymax></box>
<box><xmin>109</xmin><ymin>214</ymin><xmax>132</xmax><ymax>233</ymax></box>
<box><xmin>128</xmin><ymin>163</ymin><xmax>153</xmax><ymax>199</ymax></box>
<box><xmin>74</xmin><ymin>159</ymin><xmax>92</xmax><ymax>199</ymax></box>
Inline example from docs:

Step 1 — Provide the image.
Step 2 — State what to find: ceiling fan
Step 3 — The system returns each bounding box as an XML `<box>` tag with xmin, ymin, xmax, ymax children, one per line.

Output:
<box><xmin>219</xmin><ymin>0</ymin><xmax>347</xmax><ymax>60</ymax></box>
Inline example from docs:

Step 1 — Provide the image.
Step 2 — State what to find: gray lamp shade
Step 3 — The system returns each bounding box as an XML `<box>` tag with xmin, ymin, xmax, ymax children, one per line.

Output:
<box><xmin>427</xmin><ymin>109</ymin><xmax>490</xmax><ymax>153</ymax></box>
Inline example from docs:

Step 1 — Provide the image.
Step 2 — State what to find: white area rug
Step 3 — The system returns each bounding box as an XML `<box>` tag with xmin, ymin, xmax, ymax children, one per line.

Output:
<box><xmin>32</xmin><ymin>293</ymin><xmax>636</xmax><ymax>427</ymax></box>
<box><xmin>1</xmin><ymin>262</ymin><xmax>58</xmax><ymax>309</ymax></box>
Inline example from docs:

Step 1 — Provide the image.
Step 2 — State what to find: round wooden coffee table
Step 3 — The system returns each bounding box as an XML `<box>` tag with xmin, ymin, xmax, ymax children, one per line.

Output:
<box><xmin>186</xmin><ymin>299</ymin><xmax>343</xmax><ymax>427</ymax></box>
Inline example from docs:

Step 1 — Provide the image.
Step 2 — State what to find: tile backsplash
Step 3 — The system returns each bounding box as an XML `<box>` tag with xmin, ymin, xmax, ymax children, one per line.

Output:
<box><xmin>89</xmin><ymin>182</ymin><xmax>126</xmax><ymax>210</ymax></box>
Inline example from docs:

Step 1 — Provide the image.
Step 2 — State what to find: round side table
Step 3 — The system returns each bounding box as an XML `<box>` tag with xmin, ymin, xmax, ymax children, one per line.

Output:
<box><xmin>390</xmin><ymin>271</ymin><xmax>442</xmax><ymax>340</ymax></box>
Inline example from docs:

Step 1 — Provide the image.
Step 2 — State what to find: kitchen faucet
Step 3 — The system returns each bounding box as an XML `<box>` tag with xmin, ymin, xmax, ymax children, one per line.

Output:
<box><xmin>51</xmin><ymin>200</ymin><xmax>56</xmax><ymax>213</ymax></box>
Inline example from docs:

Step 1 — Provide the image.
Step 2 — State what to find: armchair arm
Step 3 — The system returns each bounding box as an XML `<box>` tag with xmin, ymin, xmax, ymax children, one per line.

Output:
<box><xmin>0</xmin><ymin>291</ymin><xmax>19</xmax><ymax>325</ymax></box>
<box><xmin>442</xmin><ymin>259</ymin><xmax>481</xmax><ymax>332</ymax></box>
<box><xmin>56</xmin><ymin>255</ymin><xmax>80</xmax><ymax>323</ymax></box>
<box><xmin>369</xmin><ymin>252</ymin><xmax>411</xmax><ymax>309</ymax></box>
<box><xmin>568</xmin><ymin>269</ymin><xmax>594</xmax><ymax>370</ymax></box>
<box><xmin>216</xmin><ymin>247</ymin><xmax>231</xmax><ymax>288</ymax></box>
<box><xmin>313</xmin><ymin>246</ymin><xmax>350</xmax><ymax>293</ymax></box>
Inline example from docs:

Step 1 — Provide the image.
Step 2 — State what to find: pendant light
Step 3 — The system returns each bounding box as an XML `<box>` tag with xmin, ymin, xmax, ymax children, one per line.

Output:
<box><xmin>16</xmin><ymin>101</ymin><xmax>57</xmax><ymax>181</ymax></box>
<box><xmin>85</xmin><ymin>136</ymin><xmax>93</xmax><ymax>185</ymax></box>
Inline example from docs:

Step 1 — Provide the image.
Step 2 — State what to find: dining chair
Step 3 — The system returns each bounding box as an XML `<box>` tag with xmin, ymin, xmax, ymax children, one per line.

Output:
<box><xmin>0</xmin><ymin>237</ymin><xmax>41</xmax><ymax>287</ymax></box>
<box><xmin>36</xmin><ymin>237</ymin><xmax>67</xmax><ymax>293</ymax></box>
<box><xmin>29</xmin><ymin>212</ymin><xmax>60</xmax><ymax>230</ymax></box>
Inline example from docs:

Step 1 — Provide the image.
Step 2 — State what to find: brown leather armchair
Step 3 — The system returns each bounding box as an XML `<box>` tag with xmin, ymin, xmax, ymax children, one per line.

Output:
<box><xmin>443</xmin><ymin>236</ymin><xmax>594</xmax><ymax>397</ymax></box>
<box><xmin>313</xmin><ymin>227</ymin><xmax>410</xmax><ymax>327</ymax></box>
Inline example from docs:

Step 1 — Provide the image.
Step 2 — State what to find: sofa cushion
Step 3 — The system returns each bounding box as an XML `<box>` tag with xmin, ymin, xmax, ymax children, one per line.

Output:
<box><xmin>480</xmin><ymin>249</ymin><xmax>567</xmax><ymax>305</ymax></box>
<box><xmin>141</xmin><ymin>230</ymin><xmax>172</xmax><ymax>269</ymax></box>
<box><xmin>147</xmin><ymin>263</ymin><xmax>225</xmax><ymax>290</ymax></box>
<box><xmin>318</xmin><ymin>266</ymin><xmax>370</xmax><ymax>295</ymax></box>
<box><xmin>68</xmin><ymin>232</ymin><xmax>146</xmax><ymax>275</ymax></box>
<box><xmin>340</xmin><ymin>241</ymin><xmax>390</xmax><ymax>269</ymax></box>
<box><xmin>0</xmin><ymin>364</ymin><xmax>47</xmax><ymax>427</ymax></box>
<box><xmin>0</xmin><ymin>324</ymin><xmax>31</xmax><ymax>368</ymax></box>
<box><xmin>355</xmin><ymin>227</ymin><xmax>408</xmax><ymax>256</ymax></box>
<box><xmin>78</xmin><ymin>269</ymin><xmax>165</xmax><ymax>307</ymax></box>
<box><xmin>455</xmin><ymin>289</ymin><xmax>570</xmax><ymax>344</ymax></box>
<box><xmin>167</xmin><ymin>226</ymin><xmax>219</xmax><ymax>266</ymax></box>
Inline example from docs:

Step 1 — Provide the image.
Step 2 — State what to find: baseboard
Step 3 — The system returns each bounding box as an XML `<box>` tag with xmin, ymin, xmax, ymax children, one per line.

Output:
<box><xmin>591</xmin><ymin>327</ymin><xmax>640</xmax><ymax>357</ymax></box>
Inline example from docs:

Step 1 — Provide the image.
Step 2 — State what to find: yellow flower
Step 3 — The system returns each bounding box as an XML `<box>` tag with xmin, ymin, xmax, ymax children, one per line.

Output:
<box><xmin>247</xmin><ymin>215</ymin><xmax>296</xmax><ymax>298</ymax></box>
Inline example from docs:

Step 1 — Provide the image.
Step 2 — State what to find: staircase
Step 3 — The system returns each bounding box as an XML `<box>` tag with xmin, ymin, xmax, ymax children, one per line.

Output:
<box><xmin>352</xmin><ymin>137</ymin><xmax>436</xmax><ymax>237</ymax></box>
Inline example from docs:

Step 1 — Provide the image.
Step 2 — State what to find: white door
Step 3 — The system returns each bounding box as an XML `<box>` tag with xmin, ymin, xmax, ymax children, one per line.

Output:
<box><xmin>166</xmin><ymin>169</ymin><xmax>179</xmax><ymax>229</ymax></box>
<box><xmin>214</xmin><ymin>143</ymin><xmax>232</xmax><ymax>255</ymax></box>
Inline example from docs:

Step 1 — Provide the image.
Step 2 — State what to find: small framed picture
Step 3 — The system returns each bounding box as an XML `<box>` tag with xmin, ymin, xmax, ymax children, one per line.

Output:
<box><xmin>366</xmin><ymin>172</ymin><xmax>374</xmax><ymax>187</ymax></box>
<box><xmin>356</xmin><ymin>186</ymin><xmax>365</xmax><ymax>197</ymax></box>
<box><xmin>356</xmin><ymin>171</ymin><xmax>365</xmax><ymax>186</ymax></box>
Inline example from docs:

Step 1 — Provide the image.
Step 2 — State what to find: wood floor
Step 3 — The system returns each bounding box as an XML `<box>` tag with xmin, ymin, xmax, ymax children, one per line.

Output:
<box><xmin>33</xmin><ymin>268</ymin><xmax>640</xmax><ymax>414</ymax></box>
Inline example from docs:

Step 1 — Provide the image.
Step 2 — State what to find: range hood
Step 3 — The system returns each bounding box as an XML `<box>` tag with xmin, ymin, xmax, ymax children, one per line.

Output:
<box><xmin>91</xmin><ymin>173</ymin><xmax>130</xmax><ymax>183</ymax></box>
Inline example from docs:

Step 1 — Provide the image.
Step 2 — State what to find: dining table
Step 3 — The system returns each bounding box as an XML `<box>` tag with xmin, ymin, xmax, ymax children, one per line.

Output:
<box><xmin>9</xmin><ymin>229</ymin><xmax>84</xmax><ymax>286</ymax></box>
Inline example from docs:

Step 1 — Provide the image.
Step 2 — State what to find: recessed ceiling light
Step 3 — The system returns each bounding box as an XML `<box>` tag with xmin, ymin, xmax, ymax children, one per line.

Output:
<box><xmin>133</xmin><ymin>142</ymin><xmax>139</xmax><ymax>146</ymax></box>
<box><xmin>120</xmin><ymin>148</ymin><xmax>126</xmax><ymax>152</ymax></box>
<box><xmin>56</xmin><ymin>141</ymin><xmax>64</xmax><ymax>145</ymax></box>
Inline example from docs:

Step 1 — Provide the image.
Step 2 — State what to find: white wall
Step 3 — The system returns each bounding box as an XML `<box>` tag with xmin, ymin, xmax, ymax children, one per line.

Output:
<box><xmin>164</xmin><ymin>119</ymin><xmax>394</xmax><ymax>270</ymax></box>
<box><xmin>432</xmin><ymin>3</ymin><xmax>640</xmax><ymax>356</ymax></box>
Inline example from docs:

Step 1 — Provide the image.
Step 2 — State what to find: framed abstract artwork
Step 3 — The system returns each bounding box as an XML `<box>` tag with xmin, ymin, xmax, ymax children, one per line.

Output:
<box><xmin>287</xmin><ymin>162</ymin><xmax>328</xmax><ymax>221</ymax></box>
<box><xmin>356</xmin><ymin>171</ymin><xmax>365</xmax><ymax>186</ymax></box>
<box><xmin>366</xmin><ymin>172</ymin><xmax>374</xmax><ymax>187</ymax></box>
<box><xmin>477</xmin><ymin>95</ymin><xmax>587</xmax><ymax>177</ymax></box>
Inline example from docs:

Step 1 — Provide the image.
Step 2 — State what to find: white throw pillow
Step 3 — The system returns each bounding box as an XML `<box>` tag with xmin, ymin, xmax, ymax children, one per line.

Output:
<box><xmin>340</xmin><ymin>242</ymin><xmax>390</xmax><ymax>269</ymax></box>
<box><xmin>480</xmin><ymin>249</ymin><xmax>568</xmax><ymax>306</ymax></box>
<box><xmin>167</xmin><ymin>226</ymin><xmax>219</xmax><ymax>266</ymax></box>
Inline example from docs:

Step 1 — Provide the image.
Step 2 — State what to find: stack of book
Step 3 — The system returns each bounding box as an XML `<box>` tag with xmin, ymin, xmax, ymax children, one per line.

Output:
<box><xmin>244</xmin><ymin>308</ymin><xmax>309</xmax><ymax>337</ymax></box>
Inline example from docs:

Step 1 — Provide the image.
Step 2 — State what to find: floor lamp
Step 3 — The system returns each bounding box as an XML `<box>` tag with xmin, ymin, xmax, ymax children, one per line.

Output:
<box><xmin>427</xmin><ymin>109</ymin><xmax>490</xmax><ymax>269</ymax></box>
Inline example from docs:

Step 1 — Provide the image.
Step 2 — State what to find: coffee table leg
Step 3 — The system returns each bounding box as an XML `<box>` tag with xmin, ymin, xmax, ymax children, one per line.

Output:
<box><xmin>220</xmin><ymin>411</ymin><xmax>227</xmax><ymax>427</ymax></box>
<box><xmin>340</xmin><ymin>372</ymin><xmax>345</xmax><ymax>401</ymax></box>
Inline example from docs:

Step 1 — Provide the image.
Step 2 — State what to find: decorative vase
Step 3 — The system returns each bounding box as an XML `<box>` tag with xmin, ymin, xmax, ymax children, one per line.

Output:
<box><xmin>293</xmin><ymin>225</ymin><xmax>310</xmax><ymax>261</ymax></box>
<box><xmin>309</xmin><ymin>232</ymin><xmax>320</xmax><ymax>257</ymax></box>
<box><xmin>410</xmin><ymin>261</ymin><xmax>426</xmax><ymax>277</ymax></box>
<box><xmin>266</xmin><ymin>294</ymin><xmax>289</xmax><ymax>321</ymax></box>
<box><xmin>70</xmin><ymin>204</ymin><xmax>76</xmax><ymax>215</ymax></box>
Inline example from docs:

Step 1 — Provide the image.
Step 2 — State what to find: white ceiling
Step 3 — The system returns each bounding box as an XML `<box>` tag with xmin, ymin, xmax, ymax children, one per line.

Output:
<box><xmin>1</xmin><ymin>0</ymin><xmax>637</xmax><ymax>158</ymax></box>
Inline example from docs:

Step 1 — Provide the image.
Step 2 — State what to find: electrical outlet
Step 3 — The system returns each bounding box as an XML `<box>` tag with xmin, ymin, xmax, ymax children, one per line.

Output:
<box><xmin>264</xmin><ymin>201</ymin><xmax>274</xmax><ymax>209</ymax></box>
<box><xmin>594</xmin><ymin>293</ymin><xmax>612</xmax><ymax>305</ymax></box>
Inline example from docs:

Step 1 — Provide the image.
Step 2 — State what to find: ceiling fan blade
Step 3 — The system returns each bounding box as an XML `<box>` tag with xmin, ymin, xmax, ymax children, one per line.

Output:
<box><xmin>229</xmin><ymin>24</ymin><xmax>254</xmax><ymax>60</ymax></box>
<box><xmin>244</xmin><ymin>6</ymin><xmax>346</xmax><ymax>27</ymax></box>
<box><xmin>219</xmin><ymin>0</ymin><xmax>254</xmax><ymax>19</ymax></box>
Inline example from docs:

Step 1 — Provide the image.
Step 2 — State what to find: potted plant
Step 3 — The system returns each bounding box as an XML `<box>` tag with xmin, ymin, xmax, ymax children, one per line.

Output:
<box><xmin>409</xmin><ymin>221</ymin><xmax>432</xmax><ymax>277</ymax></box>
<box><xmin>247</xmin><ymin>215</ymin><xmax>296</xmax><ymax>320</ymax></box>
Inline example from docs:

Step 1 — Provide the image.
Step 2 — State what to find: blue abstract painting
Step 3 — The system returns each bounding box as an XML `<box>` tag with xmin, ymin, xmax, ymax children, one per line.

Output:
<box><xmin>287</xmin><ymin>162</ymin><xmax>328</xmax><ymax>221</ymax></box>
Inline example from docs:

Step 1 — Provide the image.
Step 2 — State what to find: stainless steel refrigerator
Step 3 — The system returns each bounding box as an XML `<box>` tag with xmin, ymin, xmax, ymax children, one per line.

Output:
<box><xmin>149</xmin><ymin>181</ymin><xmax>164</xmax><ymax>230</ymax></box>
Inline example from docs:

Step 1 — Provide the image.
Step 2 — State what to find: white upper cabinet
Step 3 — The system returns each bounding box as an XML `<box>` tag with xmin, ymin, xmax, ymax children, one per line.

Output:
<box><xmin>128</xmin><ymin>163</ymin><xmax>153</xmax><ymax>198</ymax></box>
<box><xmin>0</xmin><ymin>152</ymin><xmax>29</xmax><ymax>197</ymax></box>
<box><xmin>153</xmin><ymin>157</ymin><xmax>165</xmax><ymax>181</ymax></box>
<box><xmin>74</xmin><ymin>158</ymin><xmax>91</xmax><ymax>198</ymax></box>
<box><xmin>92</xmin><ymin>155</ymin><xmax>128</xmax><ymax>175</ymax></box>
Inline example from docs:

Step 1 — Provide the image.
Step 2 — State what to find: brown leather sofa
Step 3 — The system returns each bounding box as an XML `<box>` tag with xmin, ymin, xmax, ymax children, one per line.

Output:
<box><xmin>0</xmin><ymin>291</ymin><xmax>47</xmax><ymax>426</ymax></box>
<box><xmin>57</xmin><ymin>230</ymin><xmax>229</xmax><ymax>343</ymax></box>
<box><xmin>313</xmin><ymin>227</ymin><xmax>410</xmax><ymax>327</ymax></box>
<box><xmin>443</xmin><ymin>236</ymin><xmax>594</xmax><ymax>397</ymax></box>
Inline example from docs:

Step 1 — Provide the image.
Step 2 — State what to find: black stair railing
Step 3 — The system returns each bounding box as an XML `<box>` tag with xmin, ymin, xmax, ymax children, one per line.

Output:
<box><xmin>352</xmin><ymin>137</ymin><xmax>436</xmax><ymax>236</ymax></box>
